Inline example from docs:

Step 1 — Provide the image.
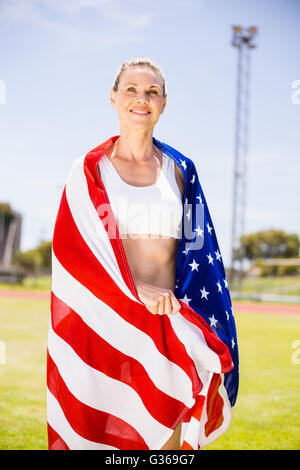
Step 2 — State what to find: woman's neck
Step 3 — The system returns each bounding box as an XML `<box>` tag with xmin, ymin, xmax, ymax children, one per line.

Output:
<box><xmin>111</xmin><ymin>127</ymin><xmax>156</xmax><ymax>163</ymax></box>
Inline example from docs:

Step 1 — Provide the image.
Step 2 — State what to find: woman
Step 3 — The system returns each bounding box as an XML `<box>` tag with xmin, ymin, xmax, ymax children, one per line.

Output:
<box><xmin>99</xmin><ymin>58</ymin><xmax>185</xmax><ymax>449</ymax></box>
<box><xmin>47</xmin><ymin>57</ymin><xmax>238</xmax><ymax>451</ymax></box>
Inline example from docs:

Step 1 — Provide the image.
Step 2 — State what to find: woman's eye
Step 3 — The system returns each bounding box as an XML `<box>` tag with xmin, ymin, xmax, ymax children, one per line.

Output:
<box><xmin>126</xmin><ymin>87</ymin><xmax>158</xmax><ymax>94</ymax></box>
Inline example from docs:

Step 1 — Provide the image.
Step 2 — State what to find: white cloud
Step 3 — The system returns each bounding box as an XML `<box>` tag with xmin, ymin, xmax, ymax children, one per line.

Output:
<box><xmin>0</xmin><ymin>0</ymin><xmax>153</xmax><ymax>52</ymax></box>
<box><xmin>37</xmin><ymin>0</ymin><xmax>111</xmax><ymax>14</ymax></box>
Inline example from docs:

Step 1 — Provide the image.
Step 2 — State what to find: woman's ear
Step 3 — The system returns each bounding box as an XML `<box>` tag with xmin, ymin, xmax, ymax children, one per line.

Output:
<box><xmin>110</xmin><ymin>88</ymin><xmax>117</xmax><ymax>109</ymax></box>
<box><xmin>161</xmin><ymin>94</ymin><xmax>167</xmax><ymax>115</ymax></box>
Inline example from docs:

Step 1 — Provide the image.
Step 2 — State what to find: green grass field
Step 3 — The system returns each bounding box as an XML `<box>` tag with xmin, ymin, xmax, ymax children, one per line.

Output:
<box><xmin>0</xmin><ymin>294</ymin><xmax>299</xmax><ymax>450</ymax></box>
<box><xmin>0</xmin><ymin>275</ymin><xmax>52</xmax><ymax>291</ymax></box>
<box><xmin>1</xmin><ymin>274</ymin><xmax>299</xmax><ymax>296</ymax></box>
<box><xmin>230</xmin><ymin>275</ymin><xmax>300</xmax><ymax>297</ymax></box>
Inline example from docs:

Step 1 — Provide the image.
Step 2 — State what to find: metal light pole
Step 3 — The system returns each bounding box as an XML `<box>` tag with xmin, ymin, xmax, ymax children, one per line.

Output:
<box><xmin>229</xmin><ymin>25</ymin><xmax>258</xmax><ymax>296</ymax></box>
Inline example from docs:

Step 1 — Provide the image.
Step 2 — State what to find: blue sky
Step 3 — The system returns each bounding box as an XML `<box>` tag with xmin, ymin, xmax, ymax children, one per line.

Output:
<box><xmin>0</xmin><ymin>0</ymin><xmax>299</xmax><ymax>268</ymax></box>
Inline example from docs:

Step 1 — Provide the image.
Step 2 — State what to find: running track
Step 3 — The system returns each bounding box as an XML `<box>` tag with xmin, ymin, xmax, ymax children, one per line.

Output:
<box><xmin>0</xmin><ymin>289</ymin><xmax>299</xmax><ymax>316</ymax></box>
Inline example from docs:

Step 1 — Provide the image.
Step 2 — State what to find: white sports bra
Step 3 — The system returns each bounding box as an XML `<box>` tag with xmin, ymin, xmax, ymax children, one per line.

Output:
<box><xmin>98</xmin><ymin>152</ymin><xmax>183</xmax><ymax>238</ymax></box>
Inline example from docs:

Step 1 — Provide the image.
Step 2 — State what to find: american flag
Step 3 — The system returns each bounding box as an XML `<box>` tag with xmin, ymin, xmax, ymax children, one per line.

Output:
<box><xmin>47</xmin><ymin>135</ymin><xmax>239</xmax><ymax>450</ymax></box>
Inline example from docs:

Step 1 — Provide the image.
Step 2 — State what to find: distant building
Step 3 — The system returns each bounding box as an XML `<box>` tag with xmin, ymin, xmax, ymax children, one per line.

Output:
<box><xmin>0</xmin><ymin>202</ymin><xmax>24</xmax><ymax>283</ymax></box>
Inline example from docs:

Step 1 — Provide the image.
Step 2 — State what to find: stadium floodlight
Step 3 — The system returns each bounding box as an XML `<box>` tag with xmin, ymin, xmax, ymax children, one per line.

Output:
<box><xmin>247</xmin><ymin>26</ymin><xmax>257</xmax><ymax>35</ymax></box>
<box><xmin>233</xmin><ymin>25</ymin><xmax>242</xmax><ymax>32</ymax></box>
<box><xmin>229</xmin><ymin>25</ymin><xmax>258</xmax><ymax>295</ymax></box>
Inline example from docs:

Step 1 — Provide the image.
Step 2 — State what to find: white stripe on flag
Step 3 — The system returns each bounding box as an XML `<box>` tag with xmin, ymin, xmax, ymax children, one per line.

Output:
<box><xmin>169</xmin><ymin>314</ymin><xmax>222</xmax><ymax>374</ymax></box>
<box><xmin>47</xmin><ymin>388</ymin><xmax>118</xmax><ymax>450</ymax></box>
<box><xmin>48</xmin><ymin>322</ymin><xmax>173</xmax><ymax>448</ymax></box>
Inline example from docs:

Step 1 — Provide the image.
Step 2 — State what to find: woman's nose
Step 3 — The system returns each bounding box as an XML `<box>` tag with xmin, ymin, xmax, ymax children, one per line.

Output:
<box><xmin>136</xmin><ymin>92</ymin><xmax>149</xmax><ymax>103</ymax></box>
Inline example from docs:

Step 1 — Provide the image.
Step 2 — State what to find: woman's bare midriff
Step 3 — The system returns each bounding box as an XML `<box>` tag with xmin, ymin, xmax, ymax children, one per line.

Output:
<box><xmin>121</xmin><ymin>235</ymin><xmax>179</xmax><ymax>291</ymax></box>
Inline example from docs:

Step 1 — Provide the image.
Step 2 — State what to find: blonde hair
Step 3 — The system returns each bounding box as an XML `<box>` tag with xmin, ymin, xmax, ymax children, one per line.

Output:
<box><xmin>112</xmin><ymin>57</ymin><xmax>167</xmax><ymax>97</ymax></box>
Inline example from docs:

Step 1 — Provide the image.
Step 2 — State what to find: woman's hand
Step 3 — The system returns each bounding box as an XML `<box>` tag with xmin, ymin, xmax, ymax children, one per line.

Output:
<box><xmin>135</xmin><ymin>279</ymin><xmax>181</xmax><ymax>316</ymax></box>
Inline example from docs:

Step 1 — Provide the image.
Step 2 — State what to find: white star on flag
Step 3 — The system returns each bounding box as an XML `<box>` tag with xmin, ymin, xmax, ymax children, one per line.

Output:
<box><xmin>190</xmin><ymin>174</ymin><xmax>195</xmax><ymax>184</ymax></box>
<box><xmin>215</xmin><ymin>250</ymin><xmax>222</xmax><ymax>261</ymax></box>
<box><xmin>182</xmin><ymin>246</ymin><xmax>190</xmax><ymax>256</ymax></box>
<box><xmin>207</xmin><ymin>253</ymin><xmax>214</xmax><ymax>265</ymax></box>
<box><xmin>189</xmin><ymin>259</ymin><xmax>199</xmax><ymax>271</ymax></box>
<box><xmin>195</xmin><ymin>225</ymin><xmax>204</xmax><ymax>237</ymax></box>
<box><xmin>180</xmin><ymin>159</ymin><xmax>187</xmax><ymax>170</ymax></box>
<box><xmin>208</xmin><ymin>315</ymin><xmax>218</xmax><ymax>328</ymax></box>
<box><xmin>223</xmin><ymin>279</ymin><xmax>229</xmax><ymax>289</ymax></box>
<box><xmin>206</xmin><ymin>222</ymin><xmax>213</xmax><ymax>234</ymax></box>
<box><xmin>200</xmin><ymin>286</ymin><xmax>210</xmax><ymax>300</ymax></box>
<box><xmin>225</xmin><ymin>311</ymin><xmax>230</xmax><ymax>320</ymax></box>
<box><xmin>196</xmin><ymin>194</ymin><xmax>203</xmax><ymax>204</ymax></box>
<box><xmin>179</xmin><ymin>294</ymin><xmax>192</xmax><ymax>305</ymax></box>
<box><xmin>216</xmin><ymin>281</ymin><xmax>223</xmax><ymax>293</ymax></box>
<box><xmin>231</xmin><ymin>338</ymin><xmax>235</xmax><ymax>349</ymax></box>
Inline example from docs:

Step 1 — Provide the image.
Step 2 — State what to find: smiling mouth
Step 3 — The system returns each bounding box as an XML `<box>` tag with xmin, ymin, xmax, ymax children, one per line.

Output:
<box><xmin>130</xmin><ymin>109</ymin><xmax>151</xmax><ymax>115</ymax></box>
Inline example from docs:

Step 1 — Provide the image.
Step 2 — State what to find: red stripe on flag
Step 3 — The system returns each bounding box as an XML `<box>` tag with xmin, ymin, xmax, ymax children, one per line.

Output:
<box><xmin>180</xmin><ymin>440</ymin><xmax>193</xmax><ymax>450</ymax></box>
<box><xmin>48</xmin><ymin>423</ymin><xmax>69</xmax><ymax>450</ymax></box>
<box><xmin>47</xmin><ymin>351</ymin><xmax>148</xmax><ymax>450</ymax></box>
<box><xmin>51</xmin><ymin>292</ymin><xmax>190</xmax><ymax>429</ymax></box>
<box><xmin>179</xmin><ymin>306</ymin><xmax>234</xmax><ymax>373</ymax></box>
<box><xmin>204</xmin><ymin>373</ymin><xmax>224</xmax><ymax>437</ymax></box>
<box><xmin>181</xmin><ymin>394</ymin><xmax>205</xmax><ymax>423</ymax></box>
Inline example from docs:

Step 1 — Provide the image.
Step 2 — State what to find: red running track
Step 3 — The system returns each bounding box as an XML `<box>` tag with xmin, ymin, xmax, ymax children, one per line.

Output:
<box><xmin>0</xmin><ymin>289</ymin><xmax>299</xmax><ymax>315</ymax></box>
<box><xmin>232</xmin><ymin>300</ymin><xmax>300</xmax><ymax>316</ymax></box>
<box><xmin>0</xmin><ymin>289</ymin><xmax>50</xmax><ymax>300</ymax></box>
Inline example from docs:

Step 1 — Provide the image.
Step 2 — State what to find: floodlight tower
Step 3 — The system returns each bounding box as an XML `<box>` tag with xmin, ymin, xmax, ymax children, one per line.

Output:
<box><xmin>229</xmin><ymin>25</ymin><xmax>258</xmax><ymax>295</ymax></box>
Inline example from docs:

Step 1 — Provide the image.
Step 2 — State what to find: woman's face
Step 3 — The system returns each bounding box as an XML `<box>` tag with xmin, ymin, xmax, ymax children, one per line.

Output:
<box><xmin>110</xmin><ymin>66</ymin><xmax>167</xmax><ymax>131</ymax></box>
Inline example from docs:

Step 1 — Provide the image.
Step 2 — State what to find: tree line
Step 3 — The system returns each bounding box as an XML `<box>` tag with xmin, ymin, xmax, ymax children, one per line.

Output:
<box><xmin>13</xmin><ymin>241</ymin><xmax>52</xmax><ymax>275</ymax></box>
